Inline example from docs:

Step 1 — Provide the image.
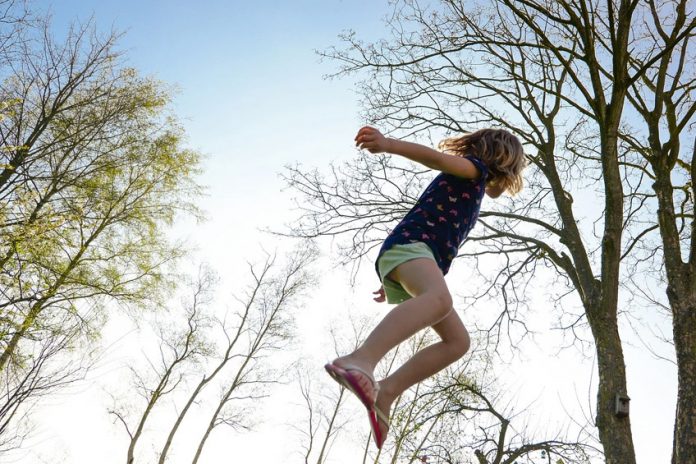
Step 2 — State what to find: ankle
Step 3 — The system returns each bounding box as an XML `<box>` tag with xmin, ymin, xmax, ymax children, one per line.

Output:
<box><xmin>377</xmin><ymin>379</ymin><xmax>400</xmax><ymax>400</ymax></box>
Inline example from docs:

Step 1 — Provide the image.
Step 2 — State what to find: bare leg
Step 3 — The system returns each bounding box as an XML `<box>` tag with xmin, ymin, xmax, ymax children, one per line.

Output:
<box><xmin>333</xmin><ymin>258</ymin><xmax>468</xmax><ymax>403</ymax></box>
<box><xmin>374</xmin><ymin>310</ymin><xmax>470</xmax><ymax>436</ymax></box>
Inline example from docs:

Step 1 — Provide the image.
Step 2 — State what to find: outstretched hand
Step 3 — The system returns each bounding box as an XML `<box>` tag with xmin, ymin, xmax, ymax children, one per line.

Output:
<box><xmin>355</xmin><ymin>126</ymin><xmax>390</xmax><ymax>154</ymax></box>
<box><xmin>373</xmin><ymin>286</ymin><xmax>386</xmax><ymax>303</ymax></box>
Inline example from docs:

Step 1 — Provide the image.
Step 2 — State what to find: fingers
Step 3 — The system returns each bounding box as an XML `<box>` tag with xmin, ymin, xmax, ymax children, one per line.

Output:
<box><xmin>355</xmin><ymin>133</ymin><xmax>376</xmax><ymax>147</ymax></box>
<box><xmin>355</xmin><ymin>137</ymin><xmax>374</xmax><ymax>148</ymax></box>
<box><xmin>372</xmin><ymin>287</ymin><xmax>386</xmax><ymax>303</ymax></box>
<box><xmin>354</xmin><ymin>126</ymin><xmax>379</xmax><ymax>145</ymax></box>
<box><xmin>358</xmin><ymin>141</ymin><xmax>378</xmax><ymax>152</ymax></box>
<box><xmin>357</xmin><ymin>132</ymin><xmax>376</xmax><ymax>141</ymax></box>
<box><xmin>355</xmin><ymin>132</ymin><xmax>384</xmax><ymax>154</ymax></box>
<box><xmin>354</xmin><ymin>126</ymin><xmax>376</xmax><ymax>140</ymax></box>
<box><xmin>354</xmin><ymin>126</ymin><xmax>387</xmax><ymax>154</ymax></box>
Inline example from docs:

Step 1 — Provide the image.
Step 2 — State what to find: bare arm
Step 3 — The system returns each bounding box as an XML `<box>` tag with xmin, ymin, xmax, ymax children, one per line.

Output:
<box><xmin>355</xmin><ymin>126</ymin><xmax>481</xmax><ymax>180</ymax></box>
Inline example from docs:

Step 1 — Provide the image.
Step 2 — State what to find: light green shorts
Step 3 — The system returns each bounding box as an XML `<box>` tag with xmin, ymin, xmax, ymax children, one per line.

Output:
<box><xmin>377</xmin><ymin>242</ymin><xmax>437</xmax><ymax>304</ymax></box>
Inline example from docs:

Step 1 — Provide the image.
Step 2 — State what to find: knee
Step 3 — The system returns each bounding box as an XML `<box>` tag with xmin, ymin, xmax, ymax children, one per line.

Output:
<box><xmin>449</xmin><ymin>326</ymin><xmax>471</xmax><ymax>359</ymax></box>
<box><xmin>428</xmin><ymin>291</ymin><xmax>453</xmax><ymax>320</ymax></box>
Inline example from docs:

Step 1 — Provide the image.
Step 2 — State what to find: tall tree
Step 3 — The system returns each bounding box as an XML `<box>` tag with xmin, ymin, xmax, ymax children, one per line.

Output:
<box><xmin>110</xmin><ymin>246</ymin><xmax>316</xmax><ymax>464</ymax></box>
<box><xmin>0</xmin><ymin>11</ymin><xmax>202</xmax><ymax>450</ymax></box>
<box><xmin>624</xmin><ymin>1</ymin><xmax>696</xmax><ymax>461</ymax></box>
<box><xmin>284</xmin><ymin>1</ymin><xmax>695</xmax><ymax>462</ymax></box>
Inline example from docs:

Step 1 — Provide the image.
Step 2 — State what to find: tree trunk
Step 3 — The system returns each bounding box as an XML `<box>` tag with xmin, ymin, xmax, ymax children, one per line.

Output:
<box><xmin>587</xmin><ymin>298</ymin><xmax>636</xmax><ymax>464</ymax></box>
<box><xmin>669</xmin><ymin>282</ymin><xmax>696</xmax><ymax>463</ymax></box>
<box><xmin>651</xmin><ymin>157</ymin><xmax>696</xmax><ymax>463</ymax></box>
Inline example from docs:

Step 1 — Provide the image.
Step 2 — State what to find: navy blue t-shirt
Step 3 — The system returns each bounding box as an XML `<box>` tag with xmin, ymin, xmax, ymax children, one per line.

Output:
<box><xmin>376</xmin><ymin>156</ymin><xmax>489</xmax><ymax>276</ymax></box>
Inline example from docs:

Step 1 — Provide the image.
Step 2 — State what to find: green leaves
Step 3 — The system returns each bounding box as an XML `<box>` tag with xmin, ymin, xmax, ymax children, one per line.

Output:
<box><xmin>0</xmin><ymin>16</ymin><xmax>203</xmax><ymax>422</ymax></box>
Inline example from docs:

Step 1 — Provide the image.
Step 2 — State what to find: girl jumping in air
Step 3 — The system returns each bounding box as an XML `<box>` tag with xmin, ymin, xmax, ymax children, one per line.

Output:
<box><xmin>325</xmin><ymin>126</ymin><xmax>527</xmax><ymax>449</ymax></box>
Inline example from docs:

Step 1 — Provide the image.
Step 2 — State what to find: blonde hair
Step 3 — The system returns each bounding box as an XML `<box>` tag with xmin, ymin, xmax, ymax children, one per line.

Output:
<box><xmin>438</xmin><ymin>128</ymin><xmax>527</xmax><ymax>195</ymax></box>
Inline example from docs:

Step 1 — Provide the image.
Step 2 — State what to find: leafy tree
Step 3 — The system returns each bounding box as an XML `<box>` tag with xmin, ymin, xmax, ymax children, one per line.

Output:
<box><xmin>0</xmin><ymin>10</ymin><xmax>202</xmax><ymax>451</ymax></box>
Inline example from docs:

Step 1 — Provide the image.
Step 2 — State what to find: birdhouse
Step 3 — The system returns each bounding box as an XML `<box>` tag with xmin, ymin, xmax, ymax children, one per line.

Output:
<box><xmin>615</xmin><ymin>394</ymin><xmax>630</xmax><ymax>418</ymax></box>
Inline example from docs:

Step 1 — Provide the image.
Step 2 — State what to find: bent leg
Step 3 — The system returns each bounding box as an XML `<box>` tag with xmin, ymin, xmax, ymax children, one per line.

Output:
<box><xmin>379</xmin><ymin>309</ymin><xmax>470</xmax><ymax>399</ymax></box>
<box><xmin>352</xmin><ymin>257</ymin><xmax>454</xmax><ymax>367</ymax></box>
<box><xmin>332</xmin><ymin>256</ymin><xmax>470</xmax><ymax>444</ymax></box>
<box><xmin>371</xmin><ymin>310</ymin><xmax>470</xmax><ymax>442</ymax></box>
<box><xmin>332</xmin><ymin>257</ymin><xmax>453</xmax><ymax>398</ymax></box>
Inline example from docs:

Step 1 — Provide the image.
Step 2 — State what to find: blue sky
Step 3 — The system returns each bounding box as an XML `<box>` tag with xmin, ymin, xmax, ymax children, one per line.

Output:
<box><xmin>22</xmin><ymin>2</ymin><xmax>678</xmax><ymax>463</ymax></box>
<box><xmin>38</xmin><ymin>0</ymin><xmax>395</xmax><ymax>272</ymax></box>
